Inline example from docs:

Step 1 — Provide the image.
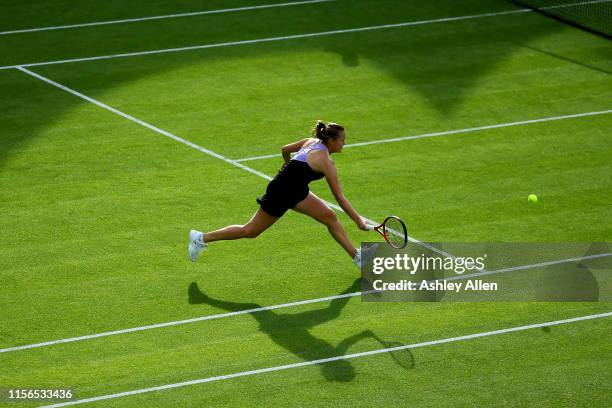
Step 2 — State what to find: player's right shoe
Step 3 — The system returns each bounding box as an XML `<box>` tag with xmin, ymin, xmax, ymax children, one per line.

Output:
<box><xmin>188</xmin><ymin>230</ymin><xmax>207</xmax><ymax>262</ymax></box>
<box><xmin>353</xmin><ymin>243</ymin><xmax>380</xmax><ymax>269</ymax></box>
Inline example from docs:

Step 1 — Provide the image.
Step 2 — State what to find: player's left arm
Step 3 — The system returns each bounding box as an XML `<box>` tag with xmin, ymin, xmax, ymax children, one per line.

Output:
<box><xmin>281</xmin><ymin>138</ymin><xmax>309</xmax><ymax>163</ymax></box>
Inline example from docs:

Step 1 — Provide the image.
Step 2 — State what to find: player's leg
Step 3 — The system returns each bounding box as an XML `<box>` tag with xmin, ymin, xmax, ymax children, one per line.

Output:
<box><xmin>204</xmin><ymin>208</ymin><xmax>279</xmax><ymax>243</ymax></box>
<box><xmin>293</xmin><ymin>192</ymin><xmax>357</xmax><ymax>258</ymax></box>
<box><xmin>188</xmin><ymin>208</ymin><xmax>278</xmax><ymax>262</ymax></box>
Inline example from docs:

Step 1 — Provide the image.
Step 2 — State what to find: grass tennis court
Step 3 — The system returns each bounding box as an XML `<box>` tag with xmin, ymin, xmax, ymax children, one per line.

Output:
<box><xmin>1</xmin><ymin>0</ymin><xmax>611</xmax><ymax>406</ymax></box>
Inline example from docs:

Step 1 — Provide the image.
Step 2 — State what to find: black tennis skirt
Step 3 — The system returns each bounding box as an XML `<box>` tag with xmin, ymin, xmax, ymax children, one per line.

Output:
<box><xmin>256</xmin><ymin>160</ymin><xmax>323</xmax><ymax>217</ymax></box>
<box><xmin>256</xmin><ymin>181</ymin><xmax>309</xmax><ymax>217</ymax></box>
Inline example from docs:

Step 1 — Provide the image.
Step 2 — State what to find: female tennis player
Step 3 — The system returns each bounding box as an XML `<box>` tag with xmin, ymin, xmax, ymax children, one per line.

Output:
<box><xmin>188</xmin><ymin>121</ymin><xmax>371</xmax><ymax>267</ymax></box>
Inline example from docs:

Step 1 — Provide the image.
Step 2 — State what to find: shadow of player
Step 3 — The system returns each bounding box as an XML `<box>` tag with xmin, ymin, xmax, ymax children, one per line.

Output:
<box><xmin>188</xmin><ymin>278</ymin><xmax>414</xmax><ymax>382</ymax></box>
<box><xmin>535</xmin><ymin>243</ymin><xmax>609</xmax><ymax>302</ymax></box>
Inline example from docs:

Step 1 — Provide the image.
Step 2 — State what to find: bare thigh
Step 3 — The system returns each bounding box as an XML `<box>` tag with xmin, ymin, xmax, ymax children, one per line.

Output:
<box><xmin>293</xmin><ymin>192</ymin><xmax>336</xmax><ymax>224</ymax></box>
<box><xmin>244</xmin><ymin>207</ymin><xmax>280</xmax><ymax>236</ymax></box>
<box><xmin>204</xmin><ymin>207</ymin><xmax>279</xmax><ymax>243</ymax></box>
<box><xmin>293</xmin><ymin>192</ymin><xmax>357</xmax><ymax>258</ymax></box>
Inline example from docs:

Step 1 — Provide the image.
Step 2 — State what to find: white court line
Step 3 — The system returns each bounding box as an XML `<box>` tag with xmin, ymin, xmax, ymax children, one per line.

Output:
<box><xmin>16</xmin><ymin>66</ymin><xmax>449</xmax><ymax>254</ymax></box>
<box><xmin>7</xmin><ymin>66</ymin><xmax>450</xmax><ymax>352</ymax></box>
<box><xmin>0</xmin><ymin>0</ymin><xmax>333</xmax><ymax>36</ymax></box>
<box><xmin>443</xmin><ymin>252</ymin><xmax>612</xmax><ymax>282</ymax></box>
<box><xmin>5</xmin><ymin>2</ymin><xmax>608</xmax><ymax>400</ymax></box>
<box><xmin>41</xmin><ymin>311</ymin><xmax>612</xmax><ymax>407</ymax></box>
<box><xmin>2</xmin><ymin>252</ymin><xmax>608</xmax><ymax>354</ymax></box>
<box><xmin>10</xmin><ymin>67</ymin><xmax>611</xmax><ymax>355</ymax></box>
<box><xmin>12</xmin><ymin>68</ymin><xmax>611</xmax><ymax>355</ymax></box>
<box><xmin>234</xmin><ymin>110</ymin><xmax>612</xmax><ymax>162</ymax></box>
<box><xmin>15</xmin><ymin>67</ymin><xmax>272</xmax><ymax>182</ymax></box>
<box><xmin>1</xmin><ymin>0</ymin><xmax>609</xmax><ymax>70</ymax></box>
<box><xmin>0</xmin><ymin>9</ymin><xmax>532</xmax><ymax>71</ymax></box>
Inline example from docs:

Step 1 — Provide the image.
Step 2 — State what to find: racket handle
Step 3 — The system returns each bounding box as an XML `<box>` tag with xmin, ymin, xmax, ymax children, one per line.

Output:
<box><xmin>365</xmin><ymin>224</ymin><xmax>375</xmax><ymax>231</ymax></box>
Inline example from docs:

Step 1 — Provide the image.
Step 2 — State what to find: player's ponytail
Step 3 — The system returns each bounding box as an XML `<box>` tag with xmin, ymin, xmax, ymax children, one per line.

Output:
<box><xmin>312</xmin><ymin>120</ymin><xmax>344</xmax><ymax>143</ymax></box>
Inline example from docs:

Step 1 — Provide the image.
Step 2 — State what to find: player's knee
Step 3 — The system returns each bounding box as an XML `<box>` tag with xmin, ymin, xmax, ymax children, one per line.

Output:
<box><xmin>242</xmin><ymin>225</ymin><xmax>261</xmax><ymax>239</ymax></box>
<box><xmin>321</xmin><ymin>209</ymin><xmax>338</xmax><ymax>226</ymax></box>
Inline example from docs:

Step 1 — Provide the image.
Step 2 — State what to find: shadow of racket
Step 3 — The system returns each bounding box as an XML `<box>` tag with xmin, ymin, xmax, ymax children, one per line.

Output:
<box><xmin>368</xmin><ymin>332</ymin><xmax>415</xmax><ymax>370</ymax></box>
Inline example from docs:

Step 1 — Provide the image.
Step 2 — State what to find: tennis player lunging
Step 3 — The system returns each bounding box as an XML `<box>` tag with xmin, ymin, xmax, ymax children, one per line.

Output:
<box><xmin>188</xmin><ymin>121</ymin><xmax>370</xmax><ymax>267</ymax></box>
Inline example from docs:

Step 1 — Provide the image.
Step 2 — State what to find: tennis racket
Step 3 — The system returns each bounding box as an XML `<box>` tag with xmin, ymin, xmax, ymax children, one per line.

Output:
<box><xmin>367</xmin><ymin>216</ymin><xmax>408</xmax><ymax>249</ymax></box>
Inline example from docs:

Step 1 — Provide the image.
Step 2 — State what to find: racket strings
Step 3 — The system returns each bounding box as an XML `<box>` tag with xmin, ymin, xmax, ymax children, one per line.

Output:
<box><xmin>384</xmin><ymin>218</ymin><xmax>407</xmax><ymax>249</ymax></box>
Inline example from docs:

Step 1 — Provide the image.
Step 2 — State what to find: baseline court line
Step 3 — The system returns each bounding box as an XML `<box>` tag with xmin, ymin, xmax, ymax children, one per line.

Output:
<box><xmin>2</xmin><ymin>252</ymin><xmax>608</xmax><ymax>354</ymax></box>
<box><xmin>234</xmin><ymin>110</ymin><xmax>612</xmax><ymax>162</ymax></box>
<box><xmin>42</xmin><ymin>311</ymin><xmax>612</xmax><ymax>407</ymax></box>
<box><xmin>0</xmin><ymin>9</ymin><xmax>531</xmax><ymax>70</ymax></box>
<box><xmin>0</xmin><ymin>0</ymin><xmax>333</xmax><ymax>36</ymax></box>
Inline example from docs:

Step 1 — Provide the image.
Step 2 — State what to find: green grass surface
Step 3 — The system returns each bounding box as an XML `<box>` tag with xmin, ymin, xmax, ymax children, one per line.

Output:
<box><xmin>0</xmin><ymin>0</ymin><xmax>611</xmax><ymax>406</ymax></box>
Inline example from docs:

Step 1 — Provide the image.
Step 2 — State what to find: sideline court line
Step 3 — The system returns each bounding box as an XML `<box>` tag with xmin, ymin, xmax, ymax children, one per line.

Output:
<box><xmin>234</xmin><ymin>110</ymin><xmax>612</xmax><ymax>162</ymax></box>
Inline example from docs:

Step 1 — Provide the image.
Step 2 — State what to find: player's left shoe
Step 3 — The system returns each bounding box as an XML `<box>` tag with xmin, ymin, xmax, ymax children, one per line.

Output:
<box><xmin>353</xmin><ymin>249</ymin><xmax>362</xmax><ymax>269</ymax></box>
<box><xmin>188</xmin><ymin>230</ymin><xmax>207</xmax><ymax>262</ymax></box>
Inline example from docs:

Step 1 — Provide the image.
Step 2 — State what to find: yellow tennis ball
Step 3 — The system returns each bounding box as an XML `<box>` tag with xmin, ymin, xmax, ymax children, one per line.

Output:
<box><xmin>528</xmin><ymin>194</ymin><xmax>538</xmax><ymax>203</ymax></box>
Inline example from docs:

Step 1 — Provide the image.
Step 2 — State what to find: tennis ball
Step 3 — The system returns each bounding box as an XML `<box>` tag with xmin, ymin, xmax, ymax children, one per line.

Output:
<box><xmin>528</xmin><ymin>194</ymin><xmax>538</xmax><ymax>203</ymax></box>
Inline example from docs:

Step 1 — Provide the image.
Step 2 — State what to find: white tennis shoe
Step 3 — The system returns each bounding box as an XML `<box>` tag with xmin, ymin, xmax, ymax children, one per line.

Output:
<box><xmin>188</xmin><ymin>230</ymin><xmax>207</xmax><ymax>262</ymax></box>
<box><xmin>353</xmin><ymin>243</ymin><xmax>380</xmax><ymax>269</ymax></box>
<box><xmin>353</xmin><ymin>251</ymin><xmax>362</xmax><ymax>269</ymax></box>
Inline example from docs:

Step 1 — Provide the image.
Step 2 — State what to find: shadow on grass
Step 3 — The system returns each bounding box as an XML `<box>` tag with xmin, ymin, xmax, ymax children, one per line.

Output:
<box><xmin>2</xmin><ymin>0</ymin><xmax>595</xmax><ymax>168</ymax></box>
<box><xmin>188</xmin><ymin>278</ymin><xmax>414</xmax><ymax>382</ymax></box>
<box><xmin>535</xmin><ymin>243</ymin><xmax>609</xmax><ymax>302</ymax></box>
<box><xmin>522</xmin><ymin>44</ymin><xmax>611</xmax><ymax>76</ymax></box>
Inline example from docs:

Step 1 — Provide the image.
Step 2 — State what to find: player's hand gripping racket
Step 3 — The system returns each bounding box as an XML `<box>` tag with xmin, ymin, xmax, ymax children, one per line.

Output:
<box><xmin>367</xmin><ymin>216</ymin><xmax>408</xmax><ymax>249</ymax></box>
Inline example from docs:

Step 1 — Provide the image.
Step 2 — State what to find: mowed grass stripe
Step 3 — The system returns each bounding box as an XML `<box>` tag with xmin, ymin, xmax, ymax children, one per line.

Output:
<box><xmin>3</xmin><ymin>253</ymin><xmax>608</xmax><ymax>354</ymax></box>
<box><xmin>0</xmin><ymin>8</ymin><xmax>532</xmax><ymax>70</ymax></box>
<box><xmin>36</xmin><ymin>4</ymin><xmax>607</xmax><ymax>161</ymax></box>
<box><xmin>0</xmin><ymin>0</ymin><xmax>510</xmax><ymax>68</ymax></box>
<box><xmin>0</xmin><ymin>0</ymin><xmax>334</xmax><ymax>36</ymax></box>
<box><xmin>75</xmin><ymin>314</ymin><xmax>610</xmax><ymax>407</ymax></box>
<box><xmin>40</xmin><ymin>311</ymin><xmax>612</xmax><ymax>407</ymax></box>
<box><xmin>1</xmin><ymin>0</ymin><xmax>609</xmax><ymax>70</ymax></box>
<box><xmin>15</xmin><ymin>67</ymin><xmax>272</xmax><ymax>182</ymax></box>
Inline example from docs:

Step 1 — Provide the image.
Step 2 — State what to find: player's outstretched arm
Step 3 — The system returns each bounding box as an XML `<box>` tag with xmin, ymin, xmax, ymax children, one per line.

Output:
<box><xmin>322</xmin><ymin>160</ymin><xmax>368</xmax><ymax>231</ymax></box>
